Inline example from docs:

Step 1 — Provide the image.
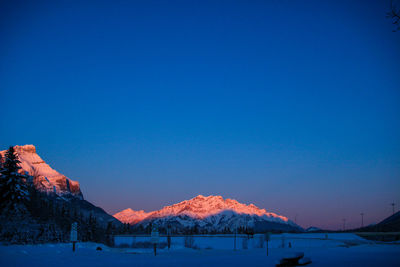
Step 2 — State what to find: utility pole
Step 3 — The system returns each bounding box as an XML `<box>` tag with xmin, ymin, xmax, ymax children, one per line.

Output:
<box><xmin>167</xmin><ymin>224</ymin><xmax>171</xmax><ymax>250</ymax></box>
<box><xmin>342</xmin><ymin>219</ymin><xmax>346</xmax><ymax>231</ymax></box>
<box><xmin>390</xmin><ymin>202</ymin><xmax>395</xmax><ymax>216</ymax></box>
<box><xmin>360</xmin><ymin>213</ymin><xmax>364</xmax><ymax>228</ymax></box>
<box><xmin>234</xmin><ymin>227</ymin><xmax>237</xmax><ymax>251</ymax></box>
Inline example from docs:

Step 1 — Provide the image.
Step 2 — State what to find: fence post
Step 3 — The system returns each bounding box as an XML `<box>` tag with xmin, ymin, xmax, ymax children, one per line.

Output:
<box><xmin>234</xmin><ymin>229</ymin><xmax>237</xmax><ymax>250</ymax></box>
<box><xmin>70</xmin><ymin>222</ymin><xmax>78</xmax><ymax>252</ymax></box>
<box><xmin>264</xmin><ymin>232</ymin><xmax>270</xmax><ymax>256</ymax></box>
<box><xmin>167</xmin><ymin>225</ymin><xmax>171</xmax><ymax>250</ymax></box>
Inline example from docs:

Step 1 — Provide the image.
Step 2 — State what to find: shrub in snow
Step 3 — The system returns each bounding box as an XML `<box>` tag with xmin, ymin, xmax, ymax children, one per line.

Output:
<box><xmin>131</xmin><ymin>241</ymin><xmax>167</xmax><ymax>249</ymax></box>
<box><xmin>256</xmin><ymin>235</ymin><xmax>264</xmax><ymax>248</ymax></box>
<box><xmin>184</xmin><ymin>236</ymin><xmax>195</xmax><ymax>248</ymax></box>
<box><xmin>116</xmin><ymin>243</ymin><xmax>130</xmax><ymax>248</ymax></box>
<box><xmin>242</xmin><ymin>237</ymin><xmax>248</xmax><ymax>249</ymax></box>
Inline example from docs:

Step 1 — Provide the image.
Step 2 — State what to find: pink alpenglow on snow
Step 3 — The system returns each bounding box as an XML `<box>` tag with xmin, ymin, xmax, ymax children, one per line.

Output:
<box><xmin>113</xmin><ymin>209</ymin><xmax>150</xmax><ymax>224</ymax></box>
<box><xmin>0</xmin><ymin>145</ymin><xmax>83</xmax><ymax>199</ymax></box>
<box><xmin>113</xmin><ymin>195</ymin><xmax>289</xmax><ymax>224</ymax></box>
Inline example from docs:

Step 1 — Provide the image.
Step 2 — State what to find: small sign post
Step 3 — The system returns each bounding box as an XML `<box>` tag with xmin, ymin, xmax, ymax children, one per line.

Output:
<box><xmin>70</xmin><ymin>222</ymin><xmax>78</xmax><ymax>252</ymax></box>
<box><xmin>234</xmin><ymin>228</ymin><xmax>237</xmax><ymax>251</ymax></box>
<box><xmin>151</xmin><ymin>225</ymin><xmax>159</xmax><ymax>256</ymax></box>
<box><xmin>265</xmin><ymin>232</ymin><xmax>271</xmax><ymax>256</ymax></box>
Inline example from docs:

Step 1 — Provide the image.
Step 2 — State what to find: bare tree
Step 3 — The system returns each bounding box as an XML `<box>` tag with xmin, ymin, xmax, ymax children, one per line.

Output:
<box><xmin>388</xmin><ymin>0</ymin><xmax>400</xmax><ymax>31</ymax></box>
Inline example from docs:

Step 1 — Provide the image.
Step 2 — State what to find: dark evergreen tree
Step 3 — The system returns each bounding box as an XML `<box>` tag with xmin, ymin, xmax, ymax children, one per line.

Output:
<box><xmin>105</xmin><ymin>221</ymin><xmax>114</xmax><ymax>246</ymax></box>
<box><xmin>0</xmin><ymin>153</ymin><xmax>5</xmax><ymax>199</ymax></box>
<box><xmin>91</xmin><ymin>216</ymin><xmax>98</xmax><ymax>241</ymax></box>
<box><xmin>0</xmin><ymin>146</ymin><xmax>31</xmax><ymax>216</ymax></box>
<box><xmin>0</xmin><ymin>153</ymin><xmax>4</xmax><ymax>174</ymax></box>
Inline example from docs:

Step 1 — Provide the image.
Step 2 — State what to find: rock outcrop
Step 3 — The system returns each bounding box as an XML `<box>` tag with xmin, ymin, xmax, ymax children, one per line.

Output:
<box><xmin>0</xmin><ymin>145</ymin><xmax>83</xmax><ymax>199</ymax></box>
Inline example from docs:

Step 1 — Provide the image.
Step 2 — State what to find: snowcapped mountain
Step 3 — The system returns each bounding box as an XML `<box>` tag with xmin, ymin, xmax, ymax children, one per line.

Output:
<box><xmin>114</xmin><ymin>195</ymin><xmax>303</xmax><ymax>232</ymax></box>
<box><xmin>113</xmin><ymin>209</ymin><xmax>150</xmax><ymax>224</ymax></box>
<box><xmin>306</xmin><ymin>226</ymin><xmax>322</xmax><ymax>232</ymax></box>
<box><xmin>0</xmin><ymin>145</ymin><xmax>83</xmax><ymax>199</ymax></box>
<box><xmin>0</xmin><ymin>144</ymin><xmax>121</xmax><ymax>228</ymax></box>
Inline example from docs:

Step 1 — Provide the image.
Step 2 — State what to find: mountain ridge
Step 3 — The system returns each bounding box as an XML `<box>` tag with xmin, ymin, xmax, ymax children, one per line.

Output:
<box><xmin>114</xmin><ymin>195</ymin><xmax>302</xmax><ymax>232</ymax></box>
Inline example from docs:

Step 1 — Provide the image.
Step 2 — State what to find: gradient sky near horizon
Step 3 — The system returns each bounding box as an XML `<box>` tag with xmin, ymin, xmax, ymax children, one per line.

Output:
<box><xmin>1</xmin><ymin>0</ymin><xmax>399</xmax><ymax>230</ymax></box>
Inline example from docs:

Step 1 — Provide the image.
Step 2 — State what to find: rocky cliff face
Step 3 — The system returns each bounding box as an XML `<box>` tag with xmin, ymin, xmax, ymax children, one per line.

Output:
<box><xmin>0</xmin><ymin>145</ymin><xmax>83</xmax><ymax>199</ymax></box>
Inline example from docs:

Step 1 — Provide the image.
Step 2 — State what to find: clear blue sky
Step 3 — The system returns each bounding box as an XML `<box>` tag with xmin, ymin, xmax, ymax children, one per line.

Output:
<box><xmin>1</xmin><ymin>0</ymin><xmax>399</xmax><ymax>230</ymax></box>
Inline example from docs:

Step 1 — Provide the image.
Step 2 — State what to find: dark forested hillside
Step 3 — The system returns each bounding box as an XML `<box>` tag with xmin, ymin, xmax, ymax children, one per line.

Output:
<box><xmin>0</xmin><ymin>146</ymin><xmax>122</xmax><ymax>245</ymax></box>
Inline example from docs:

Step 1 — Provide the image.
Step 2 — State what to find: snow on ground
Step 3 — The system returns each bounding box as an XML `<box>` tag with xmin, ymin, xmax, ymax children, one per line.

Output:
<box><xmin>114</xmin><ymin>233</ymin><xmax>374</xmax><ymax>250</ymax></box>
<box><xmin>1</xmin><ymin>234</ymin><xmax>399</xmax><ymax>267</ymax></box>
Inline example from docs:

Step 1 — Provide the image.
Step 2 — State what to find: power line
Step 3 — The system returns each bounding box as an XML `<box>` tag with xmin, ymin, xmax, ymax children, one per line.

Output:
<box><xmin>390</xmin><ymin>202</ymin><xmax>395</xmax><ymax>216</ymax></box>
<box><xmin>360</xmin><ymin>213</ymin><xmax>364</xmax><ymax>228</ymax></box>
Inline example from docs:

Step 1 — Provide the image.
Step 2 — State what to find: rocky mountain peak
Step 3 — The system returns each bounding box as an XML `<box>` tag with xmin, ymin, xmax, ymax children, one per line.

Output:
<box><xmin>14</xmin><ymin>144</ymin><xmax>36</xmax><ymax>154</ymax></box>
<box><xmin>113</xmin><ymin>208</ymin><xmax>150</xmax><ymax>224</ymax></box>
<box><xmin>0</xmin><ymin>145</ymin><xmax>83</xmax><ymax>199</ymax></box>
<box><xmin>114</xmin><ymin>195</ymin><xmax>290</xmax><ymax>225</ymax></box>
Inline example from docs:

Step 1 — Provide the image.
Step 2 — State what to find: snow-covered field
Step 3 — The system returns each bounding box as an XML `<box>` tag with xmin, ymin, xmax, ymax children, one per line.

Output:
<box><xmin>1</xmin><ymin>234</ymin><xmax>399</xmax><ymax>267</ymax></box>
<box><xmin>114</xmin><ymin>233</ymin><xmax>374</xmax><ymax>250</ymax></box>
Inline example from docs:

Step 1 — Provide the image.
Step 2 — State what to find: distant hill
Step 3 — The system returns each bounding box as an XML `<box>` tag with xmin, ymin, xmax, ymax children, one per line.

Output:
<box><xmin>357</xmin><ymin>211</ymin><xmax>400</xmax><ymax>232</ymax></box>
<box><xmin>306</xmin><ymin>226</ymin><xmax>322</xmax><ymax>232</ymax></box>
